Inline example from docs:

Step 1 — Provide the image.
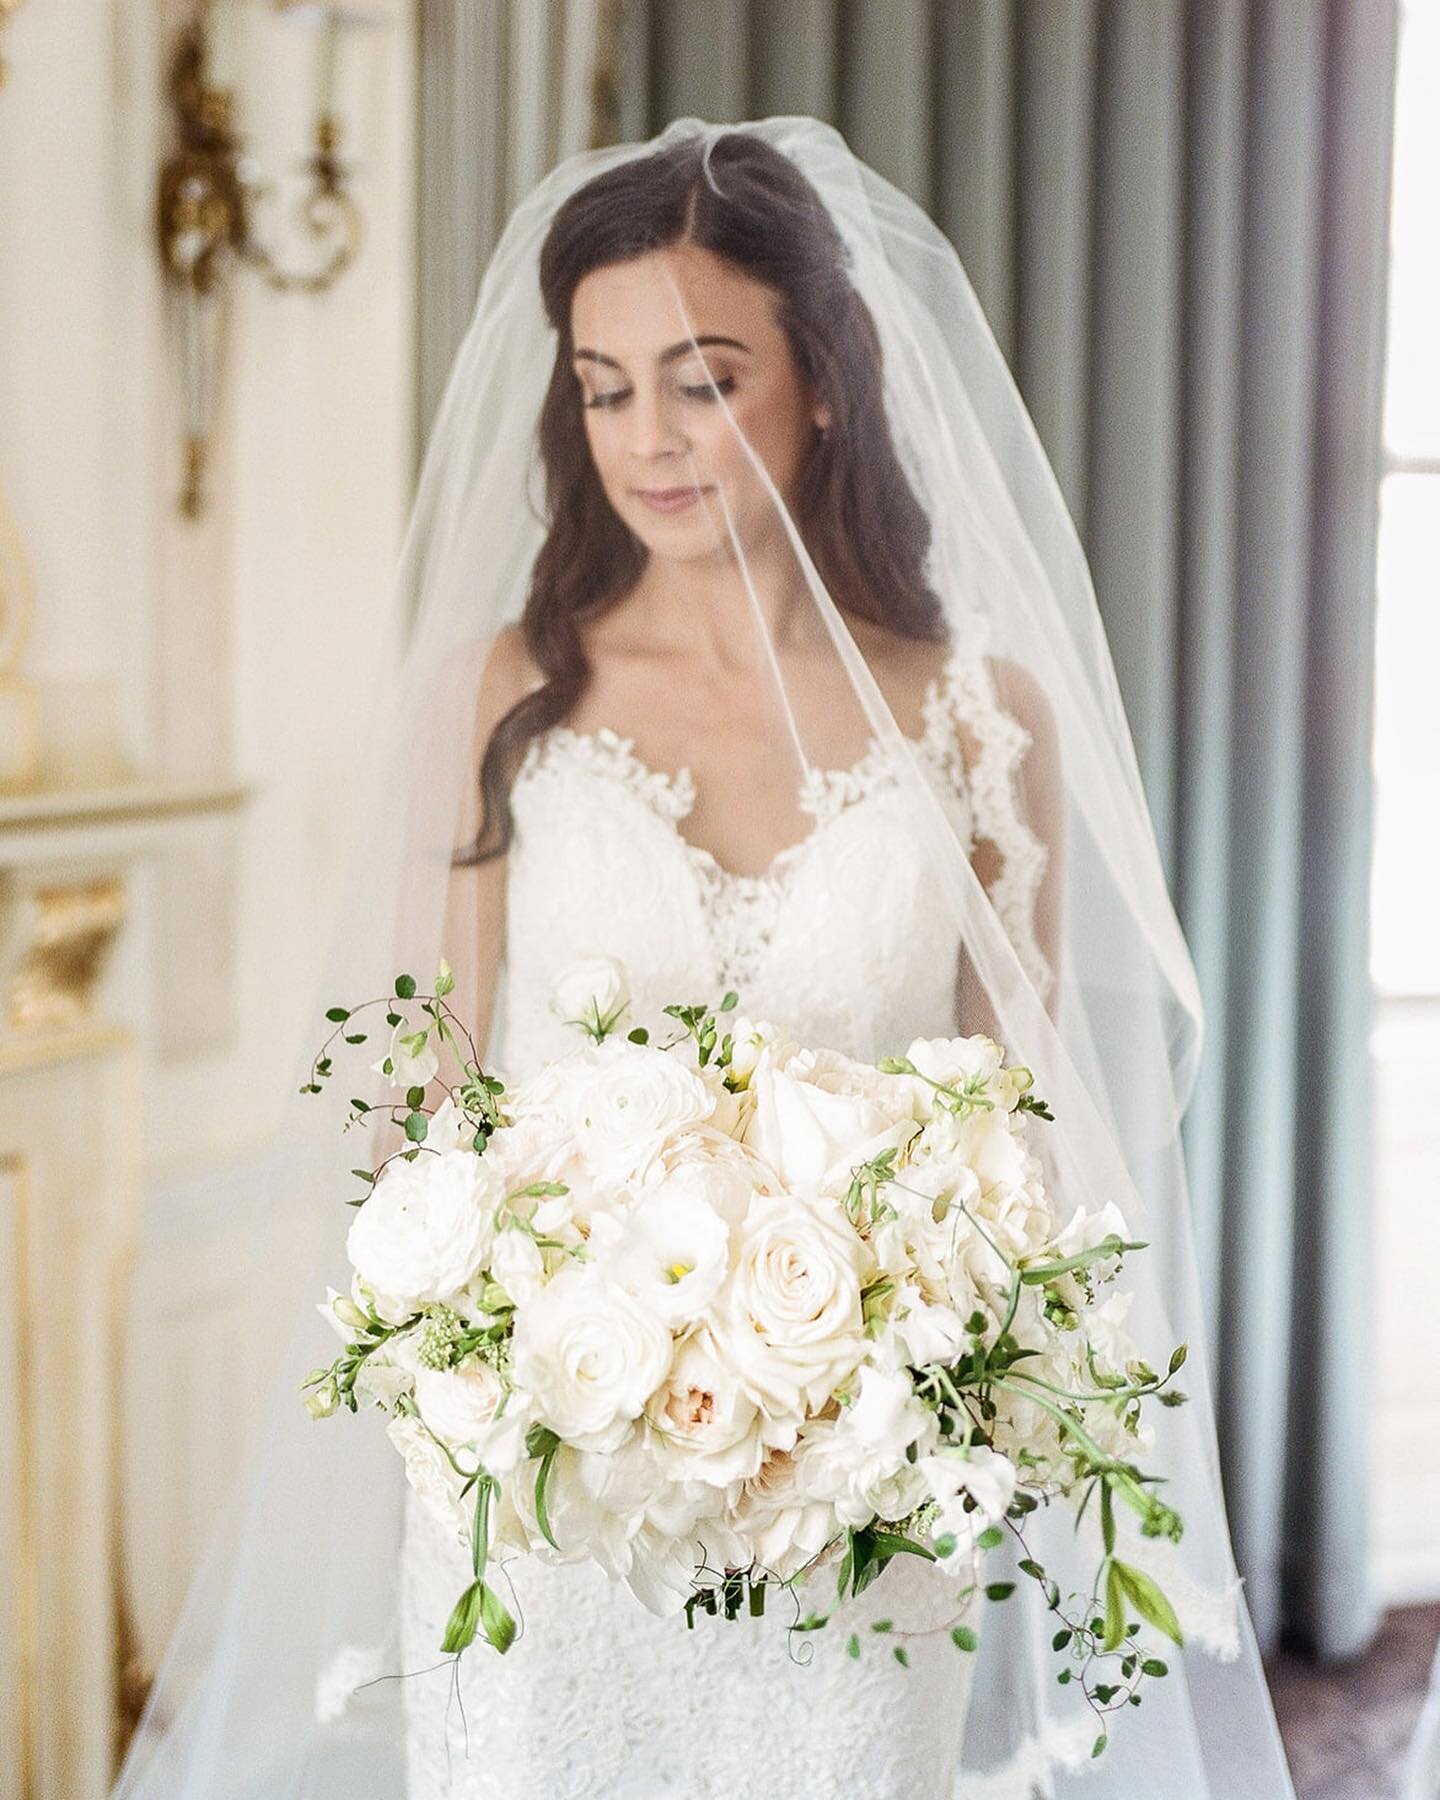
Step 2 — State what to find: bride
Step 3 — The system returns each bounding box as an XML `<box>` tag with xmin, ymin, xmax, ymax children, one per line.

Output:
<box><xmin>112</xmin><ymin>118</ymin><xmax>1295</xmax><ymax>1799</ymax></box>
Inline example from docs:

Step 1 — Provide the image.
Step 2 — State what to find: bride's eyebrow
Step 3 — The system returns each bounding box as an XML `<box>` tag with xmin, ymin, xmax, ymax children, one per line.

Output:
<box><xmin>572</xmin><ymin>334</ymin><xmax>752</xmax><ymax>371</ymax></box>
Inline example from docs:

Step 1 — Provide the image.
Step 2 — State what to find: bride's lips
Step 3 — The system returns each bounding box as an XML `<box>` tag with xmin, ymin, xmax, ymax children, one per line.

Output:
<box><xmin>633</xmin><ymin>485</ymin><xmax>711</xmax><ymax>514</ymax></box>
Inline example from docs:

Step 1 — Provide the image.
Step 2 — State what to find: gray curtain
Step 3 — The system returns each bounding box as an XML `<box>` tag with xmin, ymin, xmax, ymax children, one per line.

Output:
<box><xmin>416</xmin><ymin>0</ymin><xmax>1399</xmax><ymax>1663</ymax></box>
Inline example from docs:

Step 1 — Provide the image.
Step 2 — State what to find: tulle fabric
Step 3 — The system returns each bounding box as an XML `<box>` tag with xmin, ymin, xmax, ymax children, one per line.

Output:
<box><xmin>112</xmin><ymin>115</ymin><xmax>1294</xmax><ymax>1797</ymax></box>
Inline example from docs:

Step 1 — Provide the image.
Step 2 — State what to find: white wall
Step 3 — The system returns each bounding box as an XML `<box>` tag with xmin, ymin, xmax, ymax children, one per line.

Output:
<box><xmin>0</xmin><ymin>0</ymin><xmax>417</xmax><ymax>1674</ymax></box>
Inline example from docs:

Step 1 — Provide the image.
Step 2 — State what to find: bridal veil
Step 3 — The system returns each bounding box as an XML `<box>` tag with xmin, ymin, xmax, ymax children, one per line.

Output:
<box><xmin>112</xmin><ymin>115</ymin><xmax>1294</xmax><ymax>1798</ymax></box>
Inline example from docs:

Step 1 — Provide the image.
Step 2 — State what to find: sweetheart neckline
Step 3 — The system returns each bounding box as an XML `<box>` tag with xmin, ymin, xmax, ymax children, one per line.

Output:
<box><xmin>518</xmin><ymin>651</ymin><xmax>966</xmax><ymax>886</ymax></box>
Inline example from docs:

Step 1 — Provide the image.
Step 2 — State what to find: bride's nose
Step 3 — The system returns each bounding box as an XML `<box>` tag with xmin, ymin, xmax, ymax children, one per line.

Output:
<box><xmin>626</xmin><ymin>381</ymin><xmax>689</xmax><ymax>463</ymax></box>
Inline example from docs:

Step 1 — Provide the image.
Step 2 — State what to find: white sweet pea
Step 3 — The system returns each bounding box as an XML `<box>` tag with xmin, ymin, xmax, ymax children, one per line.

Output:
<box><xmin>903</xmin><ymin>1034</ymin><xmax>1006</xmax><ymax>1101</ymax></box>
<box><xmin>371</xmin><ymin>1019</ymin><xmax>439</xmax><ymax>1089</ymax></box>
<box><xmin>549</xmin><ymin>954</ymin><xmax>631</xmax><ymax>1035</ymax></box>
<box><xmin>510</xmin><ymin>1263</ymin><xmax>672</xmax><ymax>1452</ymax></box>
<box><xmin>713</xmin><ymin>1190</ymin><xmax>868</xmax><ymax>1418</ymax></box>
<box><xmin>414</xmin><ymin>1359</ymin><xmax>530</xmax><ymax>1477</ymax></box>
<box><xmin>423</xmin><ymin>1096</ymin><xmax>474</xmax><ymax>1154</ymax></box>
<box><xmin>601</xmin><ymin>1186</ymin><xmax>731</xmax><ymax>1326</ymax></box>
<box><xmin>385</xmin><ymin>1414</ymin><xmax>469</xmax><ymax>1541</ymax></box>
<box><xmin>486</xmin><ymin>1227</ymin><xmax>546</xmax><ymax>1309</ymax></box>
<box><xmin>1043</xmin><ymin>1200</ymin><xmax>1133</xmax><ymax>1309</ymax></box>
<box><xmin>917</xmin><ymin>1443</ymin><xmax>1018</xmax><ymax>1569</ymax></box>
<box><xmin>1082</xmin><ymin>1290</ymin><xmax>1141</xmax><ymax>1375</ymax></box>
<box><xmin>347</xmin><ymin>1150</ymin><xmax>498</xmax><ymax>1309</ymax></box>
<box><xmin>889</xmin><ymin>1283</ymin><xmax>968</xmax><ymax>1367</ymax></box>
<box><xmin>807</xmin><ymin>1364</ymin><xmax>935</xmax><ymax>1526</ymax></box>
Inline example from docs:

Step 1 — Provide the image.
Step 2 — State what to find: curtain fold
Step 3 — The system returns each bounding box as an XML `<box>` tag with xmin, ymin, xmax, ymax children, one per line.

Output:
<box><xmin>415</xmin><ymin>0</ymin><xmax>1399</xmax><ymax>1662</ymax></box>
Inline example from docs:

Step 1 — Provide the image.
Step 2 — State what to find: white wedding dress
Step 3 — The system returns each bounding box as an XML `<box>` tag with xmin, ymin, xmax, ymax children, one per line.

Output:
<box><xmin>397</xmin><ymin>640</ymin><xmax>1054</xmax><ymax>1799</ymax></box>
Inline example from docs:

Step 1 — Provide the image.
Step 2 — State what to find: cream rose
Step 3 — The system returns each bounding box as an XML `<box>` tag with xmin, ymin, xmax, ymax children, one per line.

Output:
<box><xmin>347</xmin><ymin>1150</ymin><xmax>498</xmax><ymax>1309</ymax></box>
<box><xmin>645</xmin><ymin>1330</ymin><xmax>765</xmax><ymax>1485</ymax></box>
<box><xmin>712</xmin><ymin>1191</ymin><xmax>868</xmax><ymax>1417</ymax></box>
<box><xmin>510</xmin><ymin>1263</ymin><xmax>673</xmax><ymax>1452</ymax></box>
<box><xmin>743</xmin><ymin>1046</ymin><xmax>918</xmax><ymax>1192</ymax></box>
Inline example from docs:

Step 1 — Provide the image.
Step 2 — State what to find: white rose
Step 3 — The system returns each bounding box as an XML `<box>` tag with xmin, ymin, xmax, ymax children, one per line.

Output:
<box><xmin>568</xmin><ymin>1038</ymin><xmax>715</xmax><ymax>1182</ymax></box>
<box><xmin>713</xmin><ymin>1191</ymin><xmax>868</xmax><ymax>1418</ymax></box>
<box><xmin>601</xmin><ymin>1186</ymin><xmax>731</xmax><ymax>1327</ymax></box>
<box><xmin>729</xmin><ymin>1438</ymin><xmax>842</xmax><ymax>1581</ymax></box>
<box><xmin>347</xmin><ymin>1150</ymin><xmax>498</xmax><ymax>1309</ymax></box>
<box><xmin>370</xmin><ymin>1019</ymin><xmax>439</xmax><ymax>1089</ymax></box>
<box><xmin>510</xmin><ymin>1263</ymin><xmax>672</xmax><ymax>1452</ymax></box>
<box><xmin>414</xmin><ymin>1359</ymin><xmax>531</xmax><ymax>1477</ymax></box>
<box><xmin>646</xmin><ymin>1330</ymin><xmax>765</xmax><ymax>1485</ymax></box>
<box><xmin>549</xmin><ymin>954</ymin><xmax>631</xmax><ymax>1033</ymax></box>
<box><xmin>743</xmin><ymin>1046</ymin><xmax>917</xmax><ymax>1192</ymax></box>
<box><xmin>385</xmin><ymin>1414</ymin><xmax>469</xmax><ymax>1541</ymax></box>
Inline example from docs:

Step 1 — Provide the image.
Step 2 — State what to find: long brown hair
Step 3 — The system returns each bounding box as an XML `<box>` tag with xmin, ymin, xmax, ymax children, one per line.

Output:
<box><xmin>456</xmin><ymin>129</ymin><xmax>945</xmax><ymax>865</ymax></box>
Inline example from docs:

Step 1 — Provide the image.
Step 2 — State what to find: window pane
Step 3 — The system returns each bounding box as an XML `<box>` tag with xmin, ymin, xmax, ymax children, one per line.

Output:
<box><xmin>1370</xmin><ymin>471</ymin><xmax>1440</xmax><ymax>994</ymax></box>
<box><xmin>1383</xmin><ymin>2</ymin><xmax>1440</xmax><ymax>460</ymax></box>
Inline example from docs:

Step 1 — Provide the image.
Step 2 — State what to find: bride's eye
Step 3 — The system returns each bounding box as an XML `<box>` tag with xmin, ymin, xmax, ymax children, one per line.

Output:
<box><xmin>680</xmin><ymin>375</ymin><xmax>736</xmax><ymax>403</ymax></box>
<box><xmin>582</xmin><ymin>388</ymin><xmax>632</xmax><ymax>410</ymax></box>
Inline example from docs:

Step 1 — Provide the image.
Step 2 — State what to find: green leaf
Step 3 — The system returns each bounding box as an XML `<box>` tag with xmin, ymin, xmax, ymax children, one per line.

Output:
<box><xmin>325</xmin><ymin>1006</ymin><xmax>350</xmax><ymax>1022</ymax></box>
<box><xmin>846</xmin><ymin>1633</ymin><xmax>860</xmax><ymax>1659</ymax></box>
<box><xmin>1141</xmin><ymin>1657</ymin><xmax>1169</xmax><ymax>1677</ymax></box>
<box><xmin>395</xmin><ymin>974</ymin><xmax>417</xmax><ymax>999</ymax></box>
<box><xmin>976</xmin><ymin>1525</ymin><xmax>1004</xmax><ymax>1551</ymax></box>
<box><xmin>479</xmin><ymin>1580</ymin><xmax>517</xmax><ymax>1654</ymax></box>
<box><xmin>867</xmin><ymin>1531</ymin><xmax>937</xmax><ymax>1563</ymax></box>
<box><xmin>719</xmin><ymin>990</ymin><xmax>739</xmax><ymax>1011</ymax></box>
<box><xmin>406</xmin><ymin>1085</ymin><xmax>427</xmax><ymax>1108</ymax></box>
<box><xmin>627</xmin><ymin>1027</ymin><xmax>650</xmax><ymax>1044</ymax></box>
<box><xmin>534</xmin><ymin>1445</ymin><xmax>560</xmax><ymax>1552</ymax></box>
<box><xmin>404</xmin><ymin>1111</ymin><xmax>428</xmax><ymax>1143</ymax></box>
<box><xmin>441</xmin><ymin>1579</ymin><xmax>485</xmax><ymax>1653</ymax></box>
<box><xmin>984</xmin><ymin>1581</ymin><xmax>1015</xmax><ymax>1601</ymax></box>
<box><xmin>951</xmin><ymin>1624</ymin><xmax>979</xmax><ymax>1652</ymax></box>
<box><xmin>1103</xmin><ymin>1560</ymin><xmax>1127</xmax><ymax>1652</ymax></box>
<box><xmin>1092</xmin><ymin>1733</ymin><xmax>1108</xmax><ymax>1759</ymax></box>
<box><xmin>893</xmin><ymin>1645</ymin><xmax>909</xmax><ymax>1667</ymax></box>
<box><xmin>1052</xmin><ymin>1628</ymin><xmax>1072</xmax><ymax>1651</ymax></box>
<box><xmin>1111</xmin><ymin>1560</ymin><xmax>1184</xmax><ymax>1648</ymax></box>
<box><xmin>1100</xmin><ymin>1480</ymin><xmax>1116</xmax><ymax>1556</ymax></box>
<box><xmin>1168</xmin><ymin>1343</ymin><xmax>1189</xmax><ymax>1376</ymax></box>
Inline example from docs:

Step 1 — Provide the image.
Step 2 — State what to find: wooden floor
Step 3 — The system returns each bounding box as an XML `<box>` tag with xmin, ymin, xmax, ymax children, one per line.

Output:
<box><xmin>1267</xmin><ymin>1603</ymin><xmax>1440</xmax><ymax>1799</ymax></box>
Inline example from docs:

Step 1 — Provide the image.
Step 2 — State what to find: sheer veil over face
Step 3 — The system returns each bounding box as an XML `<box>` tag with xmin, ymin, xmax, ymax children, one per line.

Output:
<box><xmin>112</xmin><ymin>117</ymin><xmax>1295</xmax><ymax>1800</ymax></box>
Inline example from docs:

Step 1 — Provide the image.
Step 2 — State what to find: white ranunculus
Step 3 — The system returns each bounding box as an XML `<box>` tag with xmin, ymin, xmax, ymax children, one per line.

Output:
<box><xmin>510</xmin><ymin>1263</ymin><xmax>673</xmax><ymax>1452</ymax></box>
<box><xmin>347</xmin><ymin>1150</ymin><xmax>498</xmax><ymax>1309</ymax></box>
<box><xmin>712</xmin><ymin>1191</ymin><xmax>868</xmax><ymax>1418</ymax></box>
<box><xmin>916</xmin><ymin>1443</ymin><xmax>1018</xmax><ymax>1570</ymax></box>
<box><xmin>601</xmin><ymin>1186</ymin><xmax>731</xmax><ymax>1327</ymax></box>
<box><xmin>549</xmin><ymin>954</ymin><xmax>631</xmax><ymax>1033</ymax></box>
<box><xmin>385</xmin><ymin>1414</ymin><xmax>469</xmax><ymax>1541</ymax></box>
<box><xmin>743</xmin><ymin>1046</ymin><xmax>918</xmax><ymax>1192</ymax></box>
<box><xmin>414</xmin><ymin>1359</ymin><xmax>531</xmax><ymax>1477</ymax></box>
<box><xmin>371</xmin><ymin>1019</ymin><xmax>439</xmax><ymax>1090</ymax></box>
<box><xmin>568</xmin><ymin>1038</ymin><xmax>715</xmax><ymax>1182</ymax></box>
<box><xmin>646</xmin><ymin>1330</ymin><xmax>765</xmax><ymax>1485</ymax></box>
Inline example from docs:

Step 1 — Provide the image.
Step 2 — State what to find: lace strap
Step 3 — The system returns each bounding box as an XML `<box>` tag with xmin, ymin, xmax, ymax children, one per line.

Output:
<box><xmin>923</xmin><ymin>635</ymin><xmax>1056</xmax><ymax>1003</ymax></box>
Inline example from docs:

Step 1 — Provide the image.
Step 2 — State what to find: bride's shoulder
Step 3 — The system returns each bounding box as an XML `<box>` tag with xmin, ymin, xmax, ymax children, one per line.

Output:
<box><xmin>473</xmin><ymin>625</ymin><xmax>543</xmax><ymax>731</ymax></box>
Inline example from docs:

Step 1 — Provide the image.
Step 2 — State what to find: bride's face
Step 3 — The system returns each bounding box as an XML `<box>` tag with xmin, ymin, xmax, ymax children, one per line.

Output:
<box><xmin>569</xmin><ymin>242</ymin><xmax>831</xmax><ymax>564</ymax></box>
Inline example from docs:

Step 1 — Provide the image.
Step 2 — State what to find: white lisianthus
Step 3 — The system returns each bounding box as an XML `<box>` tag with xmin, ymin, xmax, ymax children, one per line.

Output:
<box><xmin>385</xmin><ymin>1414</ymin><xmax>469</xmax><ymax>1540</ymax></box>
<box><xmin>725</xmin><ymin>1016</ymin><xmax>787</xmax><ymax>1088</ymax></box>
<box><xmin>414</xmin><ymin>1359</ymin><xmax>530</xmax><ymax>1477</ymax></box>
<box><xmin>510</xmin><ymin>1263</ymin><xmax>672</xmax><ymax>1452</ymax></box>
<box><xmin>713</xmin><ymin>1190</ymin><xmax>868</xmax><ymax>1417</ymax></box>
<box><xmin>549</xmin><ymin>954</ymin><xmax>631</xmax><ymax>1035</ymax></box>
<box><xmin>743</xmin><ymin>1046</ymin><xmax>918</xmax><ymax>1192</ymax></box>
<box><xmin>347</xmin><ymin>1150</ymin><xmax>498</xmax><ymax>1309</ymax></box>
<box><xmin>568</xmin><ymin>1038</ymin><xmax>715</xmax><ymax>1182</ymax></box>
<box><xmin>917</xmin><ymin>1443</ymin><xmax>1018</xmax><ymax>1570</ymax></box>
<box><xmin>646</xmin><ymin>1330</ymin><xmax>765</xmax><ymax>1485</ymax></box>
<box><xmin>601</xmin><ymin>1186</ymin><xmax>731</xmax><ymax>1327</ymax></box>
<box><xmin>371</xmin><ymin>1019</ymin><xmax>439</xmax><ymax>1089</ymax></box>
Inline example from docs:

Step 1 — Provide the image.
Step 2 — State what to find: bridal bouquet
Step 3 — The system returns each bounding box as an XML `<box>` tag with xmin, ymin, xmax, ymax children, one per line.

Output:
<box><xmin>301</xmin><ymin>956</ymin><xmax>1190</xmax><ymax>1749</ymax></box>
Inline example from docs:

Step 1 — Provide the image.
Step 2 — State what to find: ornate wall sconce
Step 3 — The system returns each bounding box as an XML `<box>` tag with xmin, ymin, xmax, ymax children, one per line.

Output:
<box><xmin>156</xmin><ymin>2</ymin><xmax>378</xmax><ymax>518</ymax></box>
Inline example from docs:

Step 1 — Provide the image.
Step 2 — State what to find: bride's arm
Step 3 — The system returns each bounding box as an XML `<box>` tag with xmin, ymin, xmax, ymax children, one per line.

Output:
<box><xmin>954</xmin><ymin>654</ymin><xmax>1065</xmax><ymax>1041</ymax></box>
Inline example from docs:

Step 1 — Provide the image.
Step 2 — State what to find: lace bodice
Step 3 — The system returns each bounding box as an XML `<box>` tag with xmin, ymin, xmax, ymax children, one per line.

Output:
<box><xmin>393</xmin><ymin>638</ymin><xmax>1056</xmax><ymax>1797</ymax></box>
<box><xmin>495</xmin><ymin>640</ymin><xmax>1053</xmax><ymax>1080</ymax></box>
